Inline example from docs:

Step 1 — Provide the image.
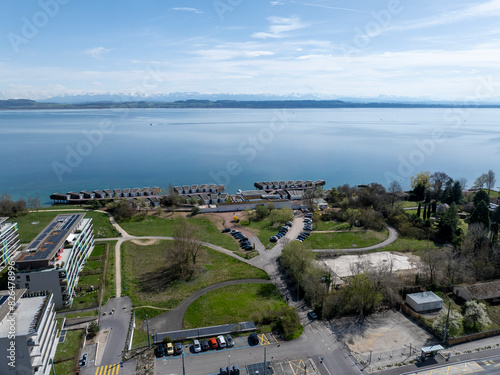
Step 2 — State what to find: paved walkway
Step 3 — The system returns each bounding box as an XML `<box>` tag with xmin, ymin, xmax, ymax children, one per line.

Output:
<box><xmin>313</xmin><ymin>226</ymin><xmax>399</xmax><ymax>254</ymax></box>
<box><xmin>147</xmin><ymin>278</ymin><xmax>272</xmax><ymax>333</ymax></box>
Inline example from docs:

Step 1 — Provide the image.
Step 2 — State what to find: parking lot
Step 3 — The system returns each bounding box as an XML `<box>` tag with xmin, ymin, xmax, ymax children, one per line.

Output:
<box><xmin>156</xmin><ymin>332</ymin><xmax>285</xmax><ymax>362</ymax></box>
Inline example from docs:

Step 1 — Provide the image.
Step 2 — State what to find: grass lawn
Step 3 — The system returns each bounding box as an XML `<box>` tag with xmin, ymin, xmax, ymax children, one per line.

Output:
<box><xmin>307</xmin><ymin>230</ymin><xmax>388</xmax><ymax>249</ymax></box>
<box><xmin>131</xmin><ymin>316</ymin><xmax>151</xmax><ymax>349</ymax></box>
<box><xmin>241</xmin><ymin>219</ymin><xmax>278</xmax><ymax>248</ymax></box>
<box><xmin>14</xmin><ymin>210</ymin><xmax>116</xmax><ymax>243</ymax></box>
<box><xmin>64</xmin><ymin>310</ymin><xmax>99</xmax><ymax>319</ymax></box>
<box><xmin>314</xmin><ymin>221</ymin><xmax>351</xmax><ymax>231</ymax></box>
<box><xmin>183</xmin><ymin>283</ymin><xmax>285</xmax><ymax>329</ymax></box>
<box><xmin>119</xmin><ymin>215</ymin><xmax>240</xmax><ymax>252</ymax></box>
<box><xmin>484</xmin><ymin>188</ymin><xmax>499</xmax><ymax>198</ymax></box>
<box><xmin>54</xmin><ymin>328</ymin><xmax>84</xmax><ymax>362</ymax></box>
<box><xmin>397</xmin><ymin>201</ymin><xmax>421</xmax><ymax>209</ymax></box>
<box><xmin>54</xmin><ymin>359</ymin><xmax>77</xmax><ymax>374</ymax></box>
<box><xmin>102</xmin><ymin>241</ymin><xmax>116</xmax><ymax>305</ymax></box>
<box><xmin>381</xmin><ymin>237</ymin><xmax>442</xmax><ymax>252</ymax></box>
<box><xmin>122</xmin><ymin>240</ymin><xmax>268</xmax><ymax>313</ymax></box>
<box><xmin>70</xmin><ymin>291</ymin><xmax>99</xmax><ymax>310</ymax></box>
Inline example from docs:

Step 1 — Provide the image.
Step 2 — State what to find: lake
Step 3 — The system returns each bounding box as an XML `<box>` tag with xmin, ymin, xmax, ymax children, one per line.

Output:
<box><xmin>0</xmin><ymin>107</ymin><xmax>498</xmax><ymax>204</ymax></box>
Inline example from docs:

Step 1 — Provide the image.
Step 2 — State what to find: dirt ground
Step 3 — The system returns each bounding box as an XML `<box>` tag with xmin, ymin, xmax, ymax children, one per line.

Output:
<box><xmin>321</xmin><ymin>251</ymin><xmax>422</xmax><ymax>278</ymax></box>
<box><xmin>329</xmin><ymin>309</ymin><xmax>436</xmax><ymax>356</ymax></box>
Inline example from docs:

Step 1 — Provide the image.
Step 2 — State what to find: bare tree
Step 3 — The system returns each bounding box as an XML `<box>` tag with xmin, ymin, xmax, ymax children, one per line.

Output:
<box><xmin>171</xmin><ymin>219</ymin><xmax>205</xmax><ymax>278</ymax></box>
<box><xmin>473</xmin><ymin>173</ymin><xmax>488</xmax><ymax>189</ymax></box>
<box><xmin>27</xmin><ymin>196</ymin><xmax>41</xmax><ymax>212</ymax></box>
<box><xmin>431</xmin><ymin>172</ymin><xmax>449</xmax><ymax>200</ymax></box>
<box><xmin>486</xmin><ymin>169</ymin><xmax>496</xmax><ymax>196</ymax></box>
<box><xmin>388</xmin><ymin>180</ymin><xmax>402</xmax><ymax>207</ymax></box>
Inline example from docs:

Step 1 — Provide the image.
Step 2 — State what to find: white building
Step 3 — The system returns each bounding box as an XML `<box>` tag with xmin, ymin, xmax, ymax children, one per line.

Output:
<box><xmin>15</xmin><ymin>213</ymin><xmax>94</xmax><ymax>308</ymax></box>
<box><xmin>1</xmin><ymin>217</ymin><xmax>20</xmax><ymax>271</ymax></box>
<box><xmin>406</xmin><ymin>291</ymin><xmax>443</xmax><ymax>313</ymax></box>
<box><xmin>0</xmin><ymin>289</ymin><xmax>58</xmax><ymax>375</ymax></box>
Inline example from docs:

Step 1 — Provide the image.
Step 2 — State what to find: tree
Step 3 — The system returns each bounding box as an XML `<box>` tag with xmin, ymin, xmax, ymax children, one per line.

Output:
<box><xmin>343</xmin><ymin>208</ymin><xmax>361</xmax><ymax>228</ymax></box>
<box><xmin>473</xmin><ymin>173</ymin><xmax>488</xmax><ymax>189</ymax></box>
<box><xmin>463</xmin><ymin>300</ymin><xmax>491</xmax><ymax>332</ymax></box>
<box><xmin>388</xmin><ymin>180</ymin><xmax>402</xmax><ymax>207</ymax></box>
<box><xmin>412</xmin><ymin>183</ymin><xmax>426</xmax><ymax>201</ymax></box>
<box><xmin>473</xmin><ymin>190</ymin><xmax>490</xmax><ymax>208</ymax></box>
<box><xmin>87</xmin><ymin>321</ymin><xmax>101</xmax><ymax>339</ymax></box>
<box><xmin>450</xmin><ymin>182</ymin><xmax>463</xmax><ymax>205</ymax></box>
<box><xmin>190</xmin><ymin>206</ymin><xmax>200</xmax><ymax>216</ymax></box>
<box><xmin>411</xmin><ymin>171</ymin><xmax>431</xmax><ymax>190</ymax></box>
<box><xmin>486</xmin><ymin>169</ymin><xmax>496</xmax><ymax>197</ymax></box>
<box><xmin>431</xmin><ymin>172</ymin><xmax>449</xmax><ymax>200</ymax></box>
<box><xmin>344</xmin><ymin>273</ymin><xmax>383</xmax><ymax>317</ymax></box>
<box><xmin>417</xmin><ymin>203</ymin><xmax>421</xmax><ymax>218</ymax></box>
<box><xmin>435</xmin><ymin>202</ymin><xmax>460</xmax><ymax>244</ymax></box>
<box><xmin>469</xmin><ymin>200</ymin><xmax>490</xmax><ymax>230</ymax></box>
<box><xmin>106</xmin><ymin>200</ymin><xmax>136</xmax><ymax>220</ymax></box>
<box><xmin>255</xmin><ymin>204</ymin><xmax>270</xmax><ymax>220</ymax></box>
<box><xmin>172</xmin><ymin>219</ymin><xmax>205</xmax><ymax>278</ymax></box>
<box><xmin>27</xmin><ymin>196</ymin><xmax>41</xmax><ymax>212</ymax></box>
<box><xmin>432</xmin><ymin>309</ymin><xmax>463</xmax><ymax>339</ymax></box>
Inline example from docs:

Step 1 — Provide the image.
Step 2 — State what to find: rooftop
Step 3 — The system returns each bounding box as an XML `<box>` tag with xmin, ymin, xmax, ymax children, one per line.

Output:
<box><xmin>456</xmin><ymin>280</ymin><xmax>500</xmax><ymax>300</ymax></box>
<box><xmin>17</xmin><ymin>213</ymin><xmax>85</xmax><ymax>264</ymax></box>
<box><xmin>407</xmin><ymin>291</ymin><xmax>443</xmax><ymax>304</ymax></box>
<box><xmin>0</xmin><ymin>289</ymin><xmax>25</xmax><ymax>326</ymax></box>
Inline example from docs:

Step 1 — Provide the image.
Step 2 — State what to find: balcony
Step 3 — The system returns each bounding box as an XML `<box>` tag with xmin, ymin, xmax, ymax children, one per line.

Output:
<box><xmin>59</xmin><ymin>271</ymin><xmax>66</xmax><ymax>278</ymax></box>
<box><xmin>29</xmin><ymin>346</ymin><xmax>41</xmax><ymax>357</ymax></box>
<box><xmin>59</xmin><ymin>279</ymin><xmax>67</xmax><ymax>286</ymax></box>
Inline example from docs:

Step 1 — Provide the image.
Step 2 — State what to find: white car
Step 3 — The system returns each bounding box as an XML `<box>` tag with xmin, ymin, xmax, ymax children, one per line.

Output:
<box><xmin>193</xmin><ymin>339</ymin><xmax>201</xmax><ymax>353</ymax></box>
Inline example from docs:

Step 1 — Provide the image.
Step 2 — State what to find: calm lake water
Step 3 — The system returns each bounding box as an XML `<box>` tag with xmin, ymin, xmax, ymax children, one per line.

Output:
<box><xmin>1</xmin><ymin>108</ymin><xmax>499</xmax><ymax>204</ymax></box>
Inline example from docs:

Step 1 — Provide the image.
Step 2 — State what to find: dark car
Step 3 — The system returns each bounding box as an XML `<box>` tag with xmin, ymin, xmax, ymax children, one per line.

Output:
<box><xmin>156</xmin><ymin>343</ymin><xmax>165</xmax><ymax>357</ymax></box>
<box><xmin>269</xmin><ymin>236</ymin><xmax>277</xmax><ymax>242</ymax></box>
<box><xmin>230</xmin><ymin>230</ymin><xmax>239</xmax><ymax>235</ymax></box>
<box><xmin>201</xmin><ymin>340</ymin><xmax>210</xmax><ymax>351</ymax></box>
<box><xmin>230</xmin><ymin>366</ymin><xmax>240</xmax><ymax>375</ymax></box>
<box><xmin>249</xmin><ymin>332</ymin><xmax>259</xmax><ymax>345</ymax></box>
<box><xmin>174</xmin><ymin>342</ymin><xmax>183</xmax><ymax>355</ymax></box>
<box><xmin>220</xmin><ymin>367</ymin><xmax>228</xmax><ymax>375</ymax></box>
<box><xmin>225</xmin><ymin>334</ymin><xmax>234</xmax><ymax>347</ymax></box>
<box><xmin>239</xmin><ymin>237</ymin><xmax>248</xmax><ymax>243</ymax></box>
<box><xmin>222</xmin><ymin>228</ymin><xmax>231</xmax><ymax>233</ymax></box>
<box><xmin>308</xmin><ymin>310</ymin><xmax>318</xmax><ymax>319</ymax></box>
<box><xmin>243</xmin><ymin>245</ymin><xmax>253</xmax><ymax>251</ymax></box>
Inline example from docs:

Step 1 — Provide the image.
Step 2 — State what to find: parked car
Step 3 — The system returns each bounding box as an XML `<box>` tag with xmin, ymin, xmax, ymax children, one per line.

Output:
<box><xmin>249</xmin><ymin>332</ymin><xmax>259</xmax><ymax>345</ymax></box>
<box><xmin>201</xmin><ymin>340</ymin><xmax>210</xmax><ymax>351</ymax></box>
<box><xmin>217</xmin><ymin>335</ymin><xmax>227</xmax><ymax>349</ymax></box>
<box><xmin>242</xmin><ymin>245</ymin><xmax>253</xmax><ymax>250</ymax></box>
<box><xmin>166</xmin><ymin>342</ymin><xmax>174</xmax><ymax>356</ymax></box>
<box><xmin>269</xmin><ymin>236</ymin><xmax>277</xmax><ymax>242</ymax></box>
<box><xmin>308</xmin><ymin>310</ymin><xmax>318</xmax><ymax>319</ymax></box>
<box><xmin>220</xmin><ymin>367</ymin><xmax>228</xmax><ymax>375</ymax></box>
<box><xmin>175</xmin><ymin>342</ymin><xmax>183</xmax><ymax>355</ymax></box>
<box><xmin>222</xmin><ymin>228</ymin><xmax>231</xmax><ymax>233</ymax></box>
<box><xmin>225</xmin><ymin>334</ymin><xmax>234</xmax><ymax>347</ymax></box>
<box><xmin>193</xmin><ymin>339</ymin><xmax>201</xmax><ymax>353</ymax></box>
<box><xmin>156</xmin><ymin>343</ymin><xmax>165</xmax><ymax>357</ymax></box>
<box><xmin>230</xmin><ymin>365</ymin><xmax>240</xmax><ymax>375</ymax></box>
<box><xmin>286</xmin><ymin>221</ymin><xmax>293</xmax><ymax>227</ymax></box>
<box><xmin>209</xmin><ymin>337</ymin><xmax>218</xmax><ymax>349</ymax></box>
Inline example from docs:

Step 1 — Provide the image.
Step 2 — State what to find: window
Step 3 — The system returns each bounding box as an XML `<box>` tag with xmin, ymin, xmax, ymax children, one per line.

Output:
<box><xmin>25</xmin><ymin>283</ymin><xmax>29</xmax><ymax>289</ymax></box>
<box><xmin>26</xmin><ymin>275</ymin><xmax>30</xmax><ymax>281</ymax></box>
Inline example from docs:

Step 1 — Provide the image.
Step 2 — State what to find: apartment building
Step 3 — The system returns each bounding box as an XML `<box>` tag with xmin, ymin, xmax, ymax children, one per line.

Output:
<box><xmin>0</xmin><ymin>217</ymin><xmax>20</xmax><ymax>271</ymax></box>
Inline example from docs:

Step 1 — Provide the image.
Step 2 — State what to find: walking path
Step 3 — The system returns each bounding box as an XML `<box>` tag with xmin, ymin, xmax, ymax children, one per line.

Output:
<box><xmin>147</xmin><ymin>278</ymin><xmax>272</xmax><ymax>333</ymax></box>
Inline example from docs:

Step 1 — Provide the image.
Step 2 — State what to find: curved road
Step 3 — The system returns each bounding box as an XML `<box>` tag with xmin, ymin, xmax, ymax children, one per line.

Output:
<box><xmin>313</xmin><ymin>226</ymin><xmax>399</xmax><ymax>254</ymax></box>
<box><xmin>146</xmin><ymin>278</ymin><xmax>272</xmax><ymax>333</ymax></box>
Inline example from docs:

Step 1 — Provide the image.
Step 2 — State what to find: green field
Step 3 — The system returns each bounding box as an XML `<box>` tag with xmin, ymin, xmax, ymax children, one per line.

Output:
<box><xmin>122</xmin><ymin>240</ymin><xmax>268</xmax><ymax>315</ymax></box>
<box><xmin>102</xmin><ymin>241</ymin><xmax>117</xmax><ymax>305</ymax></box>
<box><xmin>119</xmin><ymin>215</ymin><xmax>242</xmax><ymax>252</ymax></box>
<box><xmin>63</xmin><ymin>310</ymin><xmax>99</xmax><ymax>319</ymax></box>
<box><xmin>54</xmin><ymin>328</ymin><xmax>83</xmax><ymax>363</ymax></box>
<box><xmin>314</xmin><ymin>221</ymin><xmax>351</xmax><ymax>231</ymax></box>
<box><xmin>183</xmin><ymin>283</ymin><xmax>285</xmax><ymax>329</ymax></box>
<box><xmin>307</xmin><ymin>230</ymin><xmax>388</xmax><ymax>249</ymax></box>
<box><xmin>381</xmin><ymin>237</ymin><xmax>442</xmax><ymax>252</ymax></box>
<box><xmin>14</xmin><ymin>210</ymin><xmax>116</xmax><ymax>243</ymax></box>
<box><xmin>241</xmin><ymin>219</ymin><xmax>279</xmax><ymax>248</ymax></box>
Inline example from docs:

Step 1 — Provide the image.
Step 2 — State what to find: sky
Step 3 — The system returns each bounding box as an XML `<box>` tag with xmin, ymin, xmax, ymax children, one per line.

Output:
<box><xmin>2</xmin><ymin>0</ymin><xmax>500</xmax><ymax>100</ymax></box>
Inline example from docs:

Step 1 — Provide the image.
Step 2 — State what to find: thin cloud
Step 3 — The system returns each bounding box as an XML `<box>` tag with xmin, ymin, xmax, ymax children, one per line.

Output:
<box><xmin>171</xmin><ymin>7</ymin><xmax>203</xmax><ymax>14</ymax></box>
<box><xmin>84</xmin><ymin>47</ymin><xmax>112</xmax><ymax>59</ymax></box>
<box><xmin>252</xmin><ymin>16</ymin><xmax>305</xmax><ymax>39</ymax></box>
<box><xmin>391</xmin><ymin>0</ymin><xmax>500</xmax><ymax>31</ymax></box>
<box><xmin>300</xmin><ymin>2</ymin><xmax>362</xmax><ymax>13</ymax></box>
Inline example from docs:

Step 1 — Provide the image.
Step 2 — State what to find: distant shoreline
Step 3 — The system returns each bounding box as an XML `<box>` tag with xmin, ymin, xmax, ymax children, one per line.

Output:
<box><xmin>2</xmin><ymin>99</ymin><xmax>500</xmax><ymax>110</ymax></box>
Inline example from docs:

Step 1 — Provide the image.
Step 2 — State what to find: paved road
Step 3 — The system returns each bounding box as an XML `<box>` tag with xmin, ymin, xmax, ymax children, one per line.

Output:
<box><xmin>147</xmin><ymin>279</ymin><xmax>272</xmax><ymax>333</ymax></box>
<box><xmin>312</xmin><ymin>226</ymin><xmax>399</xmax><ymax>254</ymax></box>
<box><xmin>98</xmin><ymin>296</ymin><xmax>133</xmax><ymax>366</ymax></box>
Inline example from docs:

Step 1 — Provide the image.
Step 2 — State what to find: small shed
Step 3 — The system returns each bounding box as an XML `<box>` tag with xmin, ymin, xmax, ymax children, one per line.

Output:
<box><xmin>406</xmin><ymin>291</ymin><xmax>443</xmax><ymax>313</ymax></box>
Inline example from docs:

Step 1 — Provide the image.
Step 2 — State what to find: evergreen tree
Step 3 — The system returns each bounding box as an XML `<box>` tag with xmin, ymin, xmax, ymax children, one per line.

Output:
<box><xmin>451</xmin><ymin>181</ymin><xmax>463</xmax><ymax>204</ymax></box>
<box><xmin>435</xmin><ymin>202</ymin><xmax>460</xmax><ymax>244</ymax></box>
<box><xmin>422</xmin><ymin>204</ymin><xmax>427</xmax><ymax>220</ymax></box>
<box><xmin>473</xmin><ymin>190</ymin><xmax>490</xmax><ymax>208</ymax></box>
<box><xmin>417</xmin><ymin>203</ymin><xmax>421</xmax><ymax>218</ymax></box>
<box><xmin>469</xmin><ymin>200</ymin><xmax>490</xmax><ymax>230</ymax></box>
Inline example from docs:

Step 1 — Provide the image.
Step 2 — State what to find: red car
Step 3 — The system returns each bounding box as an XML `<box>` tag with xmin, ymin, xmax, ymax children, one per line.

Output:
<box><xmin>209</xmin><ymin>337</ymin><xmax>218</xmax><ymax>349</ymax></box>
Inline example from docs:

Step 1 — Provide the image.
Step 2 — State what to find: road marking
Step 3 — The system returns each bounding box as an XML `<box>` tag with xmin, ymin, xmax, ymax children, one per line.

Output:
<box><xmin>258</xmin><ymin>333</ymin><xmax>270</xmax><ymax>345</ymax></box>
<box><xmin>410</xmin><ymin>361</ymin><xmax>484</xmax><ymax>375</ymax></box>
<box><xmin>95</xmin><ymin>364</ymin><xmax>120</xmax><ymax>375</ymax></box>
<box><xmin>270</xmin><ymin>332</ymin><xmax>284</xmax><ymax>343</ymax></box>
<box><xmin>289</xmin><ymin>359</ymin><xmax>310</xmax><ymax>375</ymax></box>
<box><xmin>238</xmin><ymin>337</ymin><xmax>247</xmax><ymax>347</ymax></box>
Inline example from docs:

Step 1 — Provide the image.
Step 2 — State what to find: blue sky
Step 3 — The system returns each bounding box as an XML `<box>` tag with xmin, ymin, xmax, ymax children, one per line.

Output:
<box><xmin>2</xmin><ymin>0</ymin><xmax>500</xmax><ymax>100</ymax></box>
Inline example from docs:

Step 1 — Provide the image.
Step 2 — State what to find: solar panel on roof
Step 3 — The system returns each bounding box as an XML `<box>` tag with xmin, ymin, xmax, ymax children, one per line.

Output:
<box><xmin>0</xmin><ymin>295</ymin><xmax>8</xmax><ymax>307</ymax></box>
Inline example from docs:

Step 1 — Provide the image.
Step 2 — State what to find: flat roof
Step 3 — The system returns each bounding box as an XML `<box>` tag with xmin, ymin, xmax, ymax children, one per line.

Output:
<box><xmin>0</xmin><ymin>217</ymin><xmax>9</xmax><ymax>226</ymax></box>
<box><xmin>18</xmin><ymin>213</ymin><xmax>85</xmax><ymax>263</ymax></box>
<box><xmin>0</xmin><ymin>289</ymin><xmax>25</xmax><ymax>326</ymax></box>
<box><xmin>0</xmin><ymin>292</ymin><xmax>49</xmax><ymax>337</ymax></box>
<box><xmin>407</xmin><ymin>291</ymin><xmax>443</xmax><ymax>304</ymax></box>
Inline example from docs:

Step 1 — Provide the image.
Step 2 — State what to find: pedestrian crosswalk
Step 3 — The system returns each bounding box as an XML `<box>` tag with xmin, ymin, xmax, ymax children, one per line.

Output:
<box><xmin>95</xmin><ymin>363</ymin><xmax>120</xmax><ymax>375</ymax></box>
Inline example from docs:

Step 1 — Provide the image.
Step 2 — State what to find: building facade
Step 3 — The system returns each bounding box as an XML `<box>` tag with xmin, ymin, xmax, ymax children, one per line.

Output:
<box><xmin>0</xmin><ymin>217</ymin><xmax>20</xmax><ymax>272</ymax></box>
<box><xmin>0</xmin><ymin>289</ymin><xmax>58</xmax><ymax>375</ymax></box>
<box><xmin>15</xmin><ymin>213</ymin><xmax>94</xmax><ymax>307</ymax></box>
